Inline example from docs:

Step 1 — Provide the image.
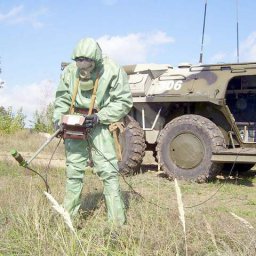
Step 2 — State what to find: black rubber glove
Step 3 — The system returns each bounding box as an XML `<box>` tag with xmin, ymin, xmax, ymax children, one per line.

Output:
<box><xmin>83</xmin><ymin>114</ymin><xmax>99</xmax><ymax>128</ymax></box>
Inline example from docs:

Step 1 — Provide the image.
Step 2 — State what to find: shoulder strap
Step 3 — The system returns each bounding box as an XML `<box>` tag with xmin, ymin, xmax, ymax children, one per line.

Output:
<box><xmin>69</xmin><ymin>78</ymin><xmax>79</xmax><ymax>114</ymax></box>
<box><xmin>88</xmin><ymin>75</ymin><xmax>99</xmax><ymax>115</ymax></box>
<box><xmin>69</xmin><ymin>75</ymin><xmax>100</xmax><ymax>115</ymax></box>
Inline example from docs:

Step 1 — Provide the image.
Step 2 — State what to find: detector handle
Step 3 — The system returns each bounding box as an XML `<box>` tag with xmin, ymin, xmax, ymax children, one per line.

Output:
<box><xmin>10</xmin><ymin>149</ymin><xmax>28</xmax><ymax>167</ymax></box>
<box><xmin>11</xmin><ymin>128</ymin><xmax>61</xmax><ymax>166</ymax></box>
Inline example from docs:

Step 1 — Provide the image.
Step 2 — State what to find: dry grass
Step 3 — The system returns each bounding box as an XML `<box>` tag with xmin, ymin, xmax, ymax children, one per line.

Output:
<box><xmin>1</xmin><ymin>129</ymin><xmax>65</xmax><ymax>154</ymax></box>
<box><xmin>0</xmin><ymin>133</ymin><xmax>256</xmax><ymax>255</ymax></box>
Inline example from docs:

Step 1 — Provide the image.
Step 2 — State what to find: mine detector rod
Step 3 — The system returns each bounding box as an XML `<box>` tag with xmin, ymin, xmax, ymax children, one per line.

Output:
<box><xmin>26</xmin><ymin>129</ymin><xmax>61</xmax><ymax>164</ymax></box>
<box><xmin>11</xmin><ymin>74</ymin><xmax>99</xmax><ymax>164</ymax></box>
<box><xmin>11</xmin><ymin>128</ymin><xmax>61</xmax><ymax>167</ymax></box>
<box><xmin>10</xmin><ymin>129</ymin><xmax>61</xmax><ymax>192</ymax></box>
<box><xmin>11</xmin><ymin>75</ymin><xmax>99</xmax><ymax>188</ymax></box>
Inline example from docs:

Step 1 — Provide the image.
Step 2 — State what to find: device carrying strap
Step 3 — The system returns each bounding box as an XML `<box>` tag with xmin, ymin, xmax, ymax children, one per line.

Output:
<box><xmin>109</xmin><ymin>122</ymin><xmax>125</xmax><ymax>161</ymax></box>
<box><xmin>69</xmin><ymin>78</ymin><xmax>80</xmax><ymax>114</ymax></box>
<box><xmin>88</xmin><ymin>75</ymin><xmax>99</xmax><ymax>115</ymax></box>
<box><xmin>69</xmin><ymin>75</ymin><xmax>100</xmax><ymax>114</ymax></box>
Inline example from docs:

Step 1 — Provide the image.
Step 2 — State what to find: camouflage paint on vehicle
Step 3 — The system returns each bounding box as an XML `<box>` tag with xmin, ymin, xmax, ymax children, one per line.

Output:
<box><xmin>124</xmin><ymin>62</ymin><xmax>256</xmax><ymax>181</ymax></box>
<box><xmin>61</xmin><ymin>61</ymin><xmax>256</xmax><ymax>181</ymax></box>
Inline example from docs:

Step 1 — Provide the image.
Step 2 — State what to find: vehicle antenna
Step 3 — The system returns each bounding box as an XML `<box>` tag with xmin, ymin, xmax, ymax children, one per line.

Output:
<box><xmin>236</xmin><ymin>0</ymin><xmax>240</xmax><ymax>63</ymax></box>
<box><xmin>199</xmin><ymin>0</ymin><xmax>208</xmax><ymax>64</ymax></box>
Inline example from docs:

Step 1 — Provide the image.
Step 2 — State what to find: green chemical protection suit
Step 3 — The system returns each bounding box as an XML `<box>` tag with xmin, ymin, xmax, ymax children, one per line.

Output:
<box><xmin>53</xmin><ymin>38</ymin><xmax>133</xmax><ymax>225</ymax></box>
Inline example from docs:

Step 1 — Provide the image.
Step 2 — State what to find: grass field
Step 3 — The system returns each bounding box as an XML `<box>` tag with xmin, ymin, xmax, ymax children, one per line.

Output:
<box><xmin>0</xmin><ymin>131</ymin><xmax>256</xmax><ymax>255</ymax></box>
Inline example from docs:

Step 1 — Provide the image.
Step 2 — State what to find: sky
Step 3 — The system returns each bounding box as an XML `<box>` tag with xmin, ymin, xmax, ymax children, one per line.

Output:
<box><xmin>1</xmin><ymin>0</ymin><xmax>256</xmax><ymax>126</ymax></box>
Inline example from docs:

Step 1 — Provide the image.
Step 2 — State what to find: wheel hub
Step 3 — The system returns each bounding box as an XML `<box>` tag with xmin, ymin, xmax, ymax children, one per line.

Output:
<box><xmin>169</xmin><ymin>133</ymin><xmax>204</xmax><ymax>169</ymax></box>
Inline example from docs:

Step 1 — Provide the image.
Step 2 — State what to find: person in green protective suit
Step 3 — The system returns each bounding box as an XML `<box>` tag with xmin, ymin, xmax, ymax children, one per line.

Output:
<box><xmin>53</xmin><ymin>38</ymin><xmax>133</xmax><ymax>226</ymax></box>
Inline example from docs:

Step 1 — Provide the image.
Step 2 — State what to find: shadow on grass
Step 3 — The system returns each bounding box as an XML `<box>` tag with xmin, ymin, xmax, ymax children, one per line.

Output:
<box><xmin>216</xmin><ymin>170</ymin><xmax>256</xmax><ymax>187</ymax></box>
<box><xmin>140</xmin><ymin>164</ymin><xmax>158</xmax><ymax>174</ymax></box>
<box><xmin>139</xmin><ymin>163</ymin><xmax>256</xmax><ymax>187</ymax></box>
<box><xmin>79</xmin><ymin>190</ymin><xmax>137</xmax><ymax>219</ymax></box>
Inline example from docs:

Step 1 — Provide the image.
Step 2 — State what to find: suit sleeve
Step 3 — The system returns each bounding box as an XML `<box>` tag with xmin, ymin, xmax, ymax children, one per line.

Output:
<box><xmin>53</xmin><ymin>69</ymin><xmax>72</xmax><ymax>123</ymax></box>
<box><xmin>96</xmin><ymin>67</ymin><xmax>133</xmax><ymax>124</ymax></box>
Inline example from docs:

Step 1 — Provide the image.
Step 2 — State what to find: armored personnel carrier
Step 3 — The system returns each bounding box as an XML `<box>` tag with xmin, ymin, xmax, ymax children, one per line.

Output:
<box><xmin>120</xmin><ymin>62</ymin><xmax>256</xmax><ymax>182</ymax></box>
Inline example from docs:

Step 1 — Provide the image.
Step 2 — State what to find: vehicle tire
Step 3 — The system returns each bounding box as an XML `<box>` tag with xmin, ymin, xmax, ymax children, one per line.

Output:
<box><xmin>156</xmin><ymin>114</ymin><xmax>226</xmax><ymax>182</ymax></box>
<box><xmin>118</xmin><ymin>115</ymin><xmax>146</xmax><ymax>175</ymax></box>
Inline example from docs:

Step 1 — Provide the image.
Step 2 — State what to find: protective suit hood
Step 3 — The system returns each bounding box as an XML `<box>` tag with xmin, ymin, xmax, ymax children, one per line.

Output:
<box><xmin>72</xmin><ymin>38</ymin><xmax>102</xmax><ymax>65</ymax></box>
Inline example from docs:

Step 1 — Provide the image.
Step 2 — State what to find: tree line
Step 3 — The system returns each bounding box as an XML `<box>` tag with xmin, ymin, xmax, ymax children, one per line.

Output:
<box><xmin>0</xmin><ymin>103</ymin><xmax>54</xmax><ymax>135</ymax></box>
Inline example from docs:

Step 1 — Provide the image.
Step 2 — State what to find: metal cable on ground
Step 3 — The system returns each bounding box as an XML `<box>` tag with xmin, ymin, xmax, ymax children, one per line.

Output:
<box><xmin>31</xmin><ymin>126</ymin><xmax>242</xmax><ymax>209</ymax></box>
<box><xmin>87</xmin><ymin>133</ymin><xmax>143</xmax><ymax>196</ymax></box>
<box><xmin>43</xmin><ymin>137</ymin><xmax>63</xmax><ymax>193</ymax></box>
<box><xmin>185</xmin><ymin>162</ymin><xmax>235</xmax><ymax>209</ymax></box>
<box><xmin>87</xmin><ymin>133</ymin><xmax>173</xmax><ymax>210</ymax></box>
<box><xmin>26</xmin><ymin>137</ymin><xmax>63</xmax><ymax>193</ymax></box>
<box><xmin>87</xmin><ymin>132</ymin><xmax>243</xmax><ymax>210</ymax></box>
<box><xmin>184</xmin><ymin>123</ymin><xmax>246</xmax><ymax>209</ymax></box>
<box><xmin>26</xmin><ymin>166</ymin><xmax>51</xmax><ymax>192</ymax></box>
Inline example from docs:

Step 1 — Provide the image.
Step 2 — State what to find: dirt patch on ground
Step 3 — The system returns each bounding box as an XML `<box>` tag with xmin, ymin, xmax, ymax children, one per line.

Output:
<box><xmin>0</xmin><ymin>150</ymin><xmax>156</xmax><ymax>168</ymax></box>
<box><xmin>0</xmin><ymin>151</ymin><xmax>66</xmax><ymax>168</ymax></box>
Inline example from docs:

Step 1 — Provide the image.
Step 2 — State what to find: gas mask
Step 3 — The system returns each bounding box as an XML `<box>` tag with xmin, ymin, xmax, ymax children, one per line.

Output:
<box><xmin>75</xmin><ymin>57</ymin><xmax>95</xmax><ymax>81</ymax></box>
<box><xmin>75</xmin><ymin>57</ymin><xmax>96</xmax><ymax>90</ymax></box>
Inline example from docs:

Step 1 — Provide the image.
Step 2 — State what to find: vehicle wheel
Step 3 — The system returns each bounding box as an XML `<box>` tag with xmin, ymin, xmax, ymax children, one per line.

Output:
<box><xmin>118</xmin><ymin>115</ymin><xmax>146</xmax><ymax>175</ymax></box>
<box><xmin>156</xmin><ymin>114</ymin><xmax>226</xmax><ymax>182</ymax></box>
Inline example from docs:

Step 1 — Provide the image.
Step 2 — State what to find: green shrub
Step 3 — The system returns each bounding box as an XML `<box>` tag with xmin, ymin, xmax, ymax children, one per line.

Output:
<box><xmin>33</xmin><ymin>102</ymin><xmax>54</xmax><ymax>133</ymax></box>
<box><xmin>0</xmin><ymin>106</ymin><xmax>26</xmax><ymax>134</ymax></box>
